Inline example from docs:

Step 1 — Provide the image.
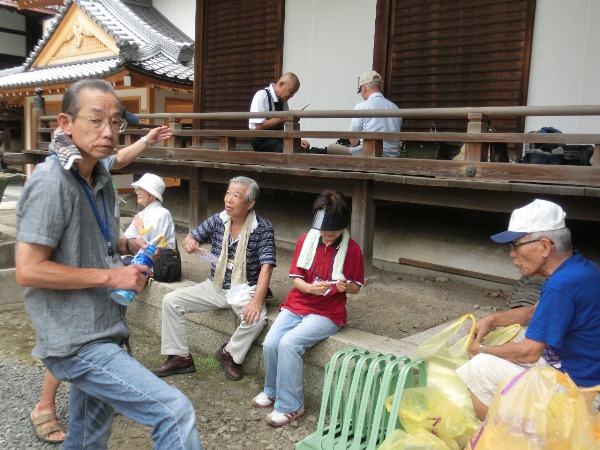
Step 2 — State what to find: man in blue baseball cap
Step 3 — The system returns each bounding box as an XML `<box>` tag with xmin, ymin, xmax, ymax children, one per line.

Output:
<box><xmin>457</xmin><ymin>199</ymin><xmax>600</xmax><ymax>421</ymax></box>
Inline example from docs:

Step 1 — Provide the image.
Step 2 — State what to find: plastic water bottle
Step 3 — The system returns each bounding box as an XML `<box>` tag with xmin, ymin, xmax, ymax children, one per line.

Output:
<box><xmin>111</xmin><ymin>244</ymin><xmax>156</xmax><ymax>306</ymax></box>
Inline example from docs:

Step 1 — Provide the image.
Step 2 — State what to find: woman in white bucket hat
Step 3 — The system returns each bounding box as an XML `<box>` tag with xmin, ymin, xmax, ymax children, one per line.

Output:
<box><xmin>124</xmin><ymin>173</ymin><xmax>176</xmax><ymax>252</ymax></box>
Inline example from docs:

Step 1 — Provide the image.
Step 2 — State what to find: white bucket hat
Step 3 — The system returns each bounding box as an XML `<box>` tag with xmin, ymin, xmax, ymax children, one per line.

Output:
<box><xmin>131</xmin><ymin>173</ymin><xmax>165</xmax><ymax>202</ymax></box>
<box><xmin>491</xmin><ymin>199</ymin><xmax>566</xmax><ymax>243</ymax></box>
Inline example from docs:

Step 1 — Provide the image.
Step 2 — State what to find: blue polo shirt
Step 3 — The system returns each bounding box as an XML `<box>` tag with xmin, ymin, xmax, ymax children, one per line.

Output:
<box><xmin>526</xmin><ymin>252</ymin><xmax>600</xmax><ymax>387</ymax></box>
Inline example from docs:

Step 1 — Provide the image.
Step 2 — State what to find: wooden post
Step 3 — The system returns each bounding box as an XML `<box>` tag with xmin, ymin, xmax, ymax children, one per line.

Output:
<box><xmin>351</xmin><ymin>179</ymin><xmax>375</xmax><ymax>275</ymax></box>
<box><xmin>283</xmin><ymin>114</ymin><xmax>301</xmax><ymax>153</ymax></box>
<box><xmin>362</xmin><ymin>139</ymin><xmax>383</xmax><ymax>157</ymax></box>
<box><xmin>464</xmin><ymin>113</ymin><xmax>488</xmax><ymax>161</ymax></box>
<box><xmin>188</xmin><ymin>167</ymin><xmax>207</xmax><ymax>231</ymax></box>
<box><xmin>219</xmin><ymin>136</ymin><xmax>236</xmax><ymax>151</ymax></box>
<box><xmin>168</xmin><ymin>116</ymin><xmax>183</xmax><ymax>148</ymax></box>
<box><xmin>26</xmin><ymin>88</ymin><xmax>46</xmax><ymax>180</ymax></box>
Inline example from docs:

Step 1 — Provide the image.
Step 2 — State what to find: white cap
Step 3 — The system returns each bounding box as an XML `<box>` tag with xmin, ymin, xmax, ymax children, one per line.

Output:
<box><xmin>357</xmin><ymin>71</ymin><xmax>383</xmax><ymax>93</ymax></box>
<box><xmin>491</xmin><ymin>199</ymin><xmax>566</xmax><ymax>243</ymax></box>
<box><xmin>131</xmin><ymin>173</ymin><xmax>165</xmax><ymax>202</ymax></box>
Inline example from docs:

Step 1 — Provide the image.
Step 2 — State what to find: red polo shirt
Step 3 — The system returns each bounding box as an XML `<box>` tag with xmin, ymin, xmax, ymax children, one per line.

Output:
<box><xmin>281</xmin><ymin>232</ymin><xmax>364</xmax><ymax>326</ymax></box>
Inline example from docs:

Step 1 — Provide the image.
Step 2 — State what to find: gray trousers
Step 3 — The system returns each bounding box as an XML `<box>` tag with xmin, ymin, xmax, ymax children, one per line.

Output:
<box><xmin>161</xmin><ymin>280</ymin><xmax>267</xmax><ymax>364</ymax></box>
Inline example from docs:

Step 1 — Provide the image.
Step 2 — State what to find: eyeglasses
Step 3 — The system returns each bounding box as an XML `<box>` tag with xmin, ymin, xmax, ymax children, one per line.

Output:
<box><xmin>508</xmin><ymin>238</ymin><xmax>553</xmax><ymax>252</ymax></box>
<box><xmin>72</xmin><ymin>115</ymin><xmax>127</xmax><ymax>133</ymax></box>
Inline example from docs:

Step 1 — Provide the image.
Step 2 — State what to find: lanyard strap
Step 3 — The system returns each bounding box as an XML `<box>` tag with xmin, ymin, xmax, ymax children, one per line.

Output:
<box><xmin>71</xmin><ymin>169</ymin><xmax>113</xmax><ymax>256</ymax></box>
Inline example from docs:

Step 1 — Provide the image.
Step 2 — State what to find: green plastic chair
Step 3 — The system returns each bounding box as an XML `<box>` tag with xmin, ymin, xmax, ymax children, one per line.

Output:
<box><xmin>296</xmin><ymin>348</ymin><xmax>425</xmax><ymax>450</ymax></box>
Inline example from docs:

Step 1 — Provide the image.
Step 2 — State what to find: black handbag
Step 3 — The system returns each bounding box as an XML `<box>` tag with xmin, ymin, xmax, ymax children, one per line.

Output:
<box><xmin>153</xmin><ymin>242</ymin><xmax>182</xmax><ymax>282</ymax></box>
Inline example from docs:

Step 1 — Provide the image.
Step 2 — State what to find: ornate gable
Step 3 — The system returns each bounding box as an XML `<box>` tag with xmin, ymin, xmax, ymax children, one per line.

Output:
<box><xmin>32</xmin><ymin>5</ymin><xmax>117</xmax><ymax>68</ymax></box>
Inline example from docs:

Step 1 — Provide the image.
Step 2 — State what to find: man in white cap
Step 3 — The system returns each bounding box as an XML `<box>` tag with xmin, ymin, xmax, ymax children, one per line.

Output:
<box><xmin>327</xmin><ymin>70</ymin><xmax>402</xmax><ymax>157</ymax></box>
<box><xmin>457</xmin><ymin>199</ymin><xmax>600</xmax><ymax>421</ymax></box>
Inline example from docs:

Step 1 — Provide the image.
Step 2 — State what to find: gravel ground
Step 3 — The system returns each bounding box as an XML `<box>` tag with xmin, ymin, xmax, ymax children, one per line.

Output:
<box><xmin>0</xmin><ymin>303</ymin><xmax>320</xmax><ymax>450</ymax></box>
<box><xmin>0</xmin><ymin>360</ymin><xmax>69</xmax><ymax>450</ymax></box>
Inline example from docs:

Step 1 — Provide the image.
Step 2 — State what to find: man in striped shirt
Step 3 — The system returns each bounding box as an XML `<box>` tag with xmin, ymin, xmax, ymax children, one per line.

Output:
<box><xmin>151</xmin><ymin>176</ymin><xmax>276</xmax><ymax>381</ymax></box>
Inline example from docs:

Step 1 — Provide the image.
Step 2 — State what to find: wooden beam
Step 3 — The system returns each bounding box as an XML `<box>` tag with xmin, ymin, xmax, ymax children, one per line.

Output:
<box><xmin>16</xmin><ymin>0</ymin><xmax>63</xmax><ymax>10</ymax></box>
<box><xmin>398</xmin><ymin>257</ymin><xmax>514</xmax><ymax>285</ymax></box>
<box><xmin>352</xmin><ymin>179</ymin><xmax>375</xmax><ymax>275</ymax></box>
<box><xmin>188</xmin><ymin>167</ymin><xmax>206</xmax><ymax>232</ymax></box>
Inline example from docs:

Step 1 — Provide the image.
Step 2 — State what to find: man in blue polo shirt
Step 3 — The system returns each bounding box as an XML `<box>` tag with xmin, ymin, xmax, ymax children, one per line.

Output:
<box><xmin>151</xmin><ymin>176</ymin><xmax>276</xmax><ymax>381</ymax></box>
<box><xmin>457</xmin><ymin>199</ymin><xmax>600</xmax><ymax>421</ymax></box>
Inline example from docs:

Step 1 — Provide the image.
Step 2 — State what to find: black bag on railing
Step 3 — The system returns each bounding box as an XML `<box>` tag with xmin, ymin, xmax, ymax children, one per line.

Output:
<box><xmin>153</xmin><ymin>244</ymin><xmax>182</xmax><ymax>282</ymax></box>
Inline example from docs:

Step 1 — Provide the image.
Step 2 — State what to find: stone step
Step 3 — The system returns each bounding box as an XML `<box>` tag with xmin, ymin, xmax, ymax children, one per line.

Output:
<box><xmin>129</xmin><ymin>278</ymin><xmax>452</xmax><ymax>408</ymax></box>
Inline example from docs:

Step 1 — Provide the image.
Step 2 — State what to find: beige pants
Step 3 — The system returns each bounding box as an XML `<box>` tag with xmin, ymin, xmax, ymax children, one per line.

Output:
<box><xmin>326</xmin><ymin>143</ymin><xmax>352</xmax><ymax>155</ymax></box>
<box><xmin>456</xmin><ymin>353</ymin><xmax>550</xmax><ymax>407</ymax></box>
<box><xmin>160</xmin><ymin>279</ymin><xmax>267</xmax><ymax>364</ymax></box>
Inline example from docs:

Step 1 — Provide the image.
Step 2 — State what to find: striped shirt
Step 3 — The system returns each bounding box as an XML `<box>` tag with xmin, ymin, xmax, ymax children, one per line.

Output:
<box><xmin>190</xmin><ymin>211</ymin><xmax>276</xmax><ymax>289</ymax></box>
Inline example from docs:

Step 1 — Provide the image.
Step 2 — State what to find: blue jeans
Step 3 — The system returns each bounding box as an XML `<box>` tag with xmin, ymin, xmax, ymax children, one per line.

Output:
<box><xmin>262</xmin><ymin>308</ymin><xmax>341</xmax><ymax>413</ymax></box>
<box><xmin>44</xmin><ymin>342</ymin><xmax>202</xmax><ymax>450</ymax></box>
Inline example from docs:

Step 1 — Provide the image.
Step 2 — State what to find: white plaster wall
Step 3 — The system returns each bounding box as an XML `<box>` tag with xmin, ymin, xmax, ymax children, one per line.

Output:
<box><xmin>525</xmin><ymin>0</ymin><xmax>600</xmax><ymax>133</ymax></box>
<box><xmin>283</xmin><ymin>0</ymin><xmax>378</xmax><ymax>146</ymax></box>
<box><xmin>152</xmin><ymin>0</ymin><xmax>196</xmax><ymax>39</ymax></box>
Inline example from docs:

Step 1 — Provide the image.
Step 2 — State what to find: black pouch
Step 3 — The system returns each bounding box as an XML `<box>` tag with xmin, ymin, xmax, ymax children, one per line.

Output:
<box><xmin>153</xmin><ymin>247</ymin><xmax>182</xmax><ymax>282</ymax></box>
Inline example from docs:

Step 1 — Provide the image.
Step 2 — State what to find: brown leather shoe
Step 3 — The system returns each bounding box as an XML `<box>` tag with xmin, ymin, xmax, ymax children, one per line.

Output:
<box><xmin>150</xmin><ymin>354</ymin><xmax>196</xmax><ymax>377</ymax></box>
<box><xmin>215</xmin><ymin>343</ymin><xmax>243</xmax><ymax>381</ymax></box>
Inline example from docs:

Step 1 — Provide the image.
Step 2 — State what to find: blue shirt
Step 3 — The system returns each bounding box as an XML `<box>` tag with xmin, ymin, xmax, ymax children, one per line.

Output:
<box><xmin>190</xmin><ymin>211</ymin><xmax>276</xmax><ymax>289</ymax></box>
<box><xmin>526</xmin><ymin>252</ymin><xmax>600</xmax><ymax>387</ymax></box>
<box><xmin>348</xmin><ymin>92</ymin><xmax>402</xmax><ymax>158</ymax></box>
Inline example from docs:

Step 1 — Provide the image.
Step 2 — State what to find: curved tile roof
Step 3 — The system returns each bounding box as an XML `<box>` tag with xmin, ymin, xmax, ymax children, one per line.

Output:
<box><xmin>0</xmin><ymin>0</ymin><xmax>194</xmax><ymax>89</ymax></box>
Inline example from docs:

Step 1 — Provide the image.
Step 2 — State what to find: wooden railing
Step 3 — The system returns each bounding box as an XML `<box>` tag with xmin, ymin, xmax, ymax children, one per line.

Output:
<box><xmin>10</xmin><ymin>97</ymin><xmax>600</xmax><ymax>274</ymax></box>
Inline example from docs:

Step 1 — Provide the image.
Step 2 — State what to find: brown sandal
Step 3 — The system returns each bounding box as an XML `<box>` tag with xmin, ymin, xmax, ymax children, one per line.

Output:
<box><xmin>29</xmin><ymin>411</ymin><xmax>66</xmax><ymax>444</ymax></box>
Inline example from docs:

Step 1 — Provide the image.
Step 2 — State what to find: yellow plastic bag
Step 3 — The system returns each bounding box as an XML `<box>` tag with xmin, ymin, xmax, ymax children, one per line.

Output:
<box><xmin>414</xmin><ymin>315</ymin><xmax>521</xmax><ymax>413</ymax></box>
<box><xmin>482</xmin><ymin>323</ymin><xmax>521</xmax><ymax>346</ymax></box>
<box><xmin>592</xmin><ymin>412</ymin><xmax>600</xmax><ymax>443</ymax></box>
<box><xmin>413</xmin><ymin>315</ymin><xmax>473</xmax><ymax>414</ymax></box>
<box><xmin>385</xmin><ymin>386</ymin><xmax>480</xmax><ymax>450</ymax></box>
<box><xmin>466</xmin><ymin>367</ymin><xmax>600</xmax><ymax>450</ymax></box>
<box><xmin>377</xmin><ymin>428</ymin><xmax>450</xmax><ymax>450</ymax></box>
<box><xmin>414</xmin><ymin>314</ymin><xmax>475</xmax><ymax>362</ymax></box>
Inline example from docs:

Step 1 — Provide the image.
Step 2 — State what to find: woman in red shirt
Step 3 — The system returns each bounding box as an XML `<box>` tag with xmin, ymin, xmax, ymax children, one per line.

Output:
<box><xmin>252</xmin><ymin>191</ymin><xmax>364</xmax><ymax>426</ymax></box>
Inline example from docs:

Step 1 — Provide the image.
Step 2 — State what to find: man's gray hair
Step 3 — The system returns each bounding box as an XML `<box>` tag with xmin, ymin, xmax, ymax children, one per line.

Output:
<box><xmin>365</xmin><ymin>81</ymin><xmax>383</xmax><ymax>92</ymax></box>
<box><xmin>527</xmin><ymin>228</ymin><xmax>572</xmax><ymax>254</ymax></box>
<box><xmin>229</xmin><ymin>176</ymin><xmax>260</xmax><ymax>202</ymax></box>
<box><xmin>62</xmin><ymin>79</ymin><xmax>118</xmax><ymax>116</ymax></box>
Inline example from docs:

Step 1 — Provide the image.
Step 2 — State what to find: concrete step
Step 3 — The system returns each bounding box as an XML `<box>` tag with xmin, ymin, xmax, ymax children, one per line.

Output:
<box><xmin>129</xmin><ymin>277</ymin><xmax>452</xmax><ymax>408</ymax></box>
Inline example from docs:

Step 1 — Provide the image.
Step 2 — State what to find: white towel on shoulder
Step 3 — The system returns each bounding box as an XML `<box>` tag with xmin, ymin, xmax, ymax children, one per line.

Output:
<box><xmin>297</xmin><ymin>228</ymin><xmax>349</xmax><ymax>280</ymax></box>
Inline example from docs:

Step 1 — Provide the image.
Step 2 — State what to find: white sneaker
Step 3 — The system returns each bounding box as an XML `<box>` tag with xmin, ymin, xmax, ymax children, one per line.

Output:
<box><xmin>265</xmin><ymin>408</ymin><xmax>304</xmax><ymax>427</ymax></box>
<box><xmin>251</xmin><ymin>392</ymin><xmax>275</xmax><ymax>408</ymax></box>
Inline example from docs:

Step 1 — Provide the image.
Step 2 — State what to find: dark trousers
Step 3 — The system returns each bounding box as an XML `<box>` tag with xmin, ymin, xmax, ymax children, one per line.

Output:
<box><xmin>251</xmin><ymin>137</ymin><xmax>283</xmax><ymax>153</ymax></box>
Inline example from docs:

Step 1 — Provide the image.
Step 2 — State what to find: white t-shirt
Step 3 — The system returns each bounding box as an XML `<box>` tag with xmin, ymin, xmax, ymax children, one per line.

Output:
<box><xmin>124</xmin><ymin>201</ymin><xmax>177</xmax><ymax>249</ymax></box>
<box><xmin>248</xmin><ymin>83</ymin><xmax>289</xmax><ymax>129</ymax></box>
